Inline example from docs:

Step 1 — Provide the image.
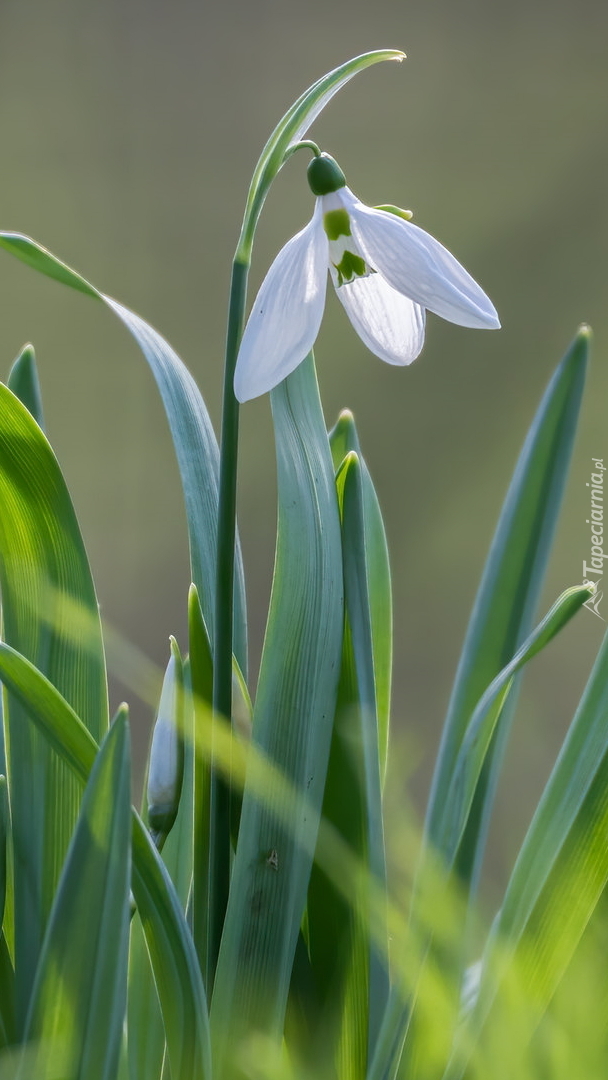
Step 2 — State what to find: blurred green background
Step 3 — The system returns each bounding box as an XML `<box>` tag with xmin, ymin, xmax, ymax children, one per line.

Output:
<box><xmin>1</xmin><ymin>0</ymin><xmax>606</xmax><ymax>897</ymax></box>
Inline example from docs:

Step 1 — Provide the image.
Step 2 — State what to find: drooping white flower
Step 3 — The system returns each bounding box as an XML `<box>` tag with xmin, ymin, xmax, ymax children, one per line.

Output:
<box><xmin>234</xmin><ymin>153</ymin><xmax>500</xmax><ymax>403</ymax></box>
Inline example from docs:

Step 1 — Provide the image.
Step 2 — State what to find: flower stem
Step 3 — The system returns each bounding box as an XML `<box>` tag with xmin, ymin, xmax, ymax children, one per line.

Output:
<box><xmin>210</xmin><ymin>256</ymin><xmax>249</xmax><ymax>986</ymax></box>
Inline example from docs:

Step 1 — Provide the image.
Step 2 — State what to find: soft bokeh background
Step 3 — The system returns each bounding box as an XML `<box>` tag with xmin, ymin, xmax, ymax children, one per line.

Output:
<box><xmin>1</xmin><ymin>0</ymin><xmax>606</xmax><ymax>901</ymax></box>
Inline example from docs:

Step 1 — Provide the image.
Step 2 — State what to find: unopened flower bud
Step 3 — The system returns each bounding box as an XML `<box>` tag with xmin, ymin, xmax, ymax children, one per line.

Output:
<box><xmin>147</xmin><ymin>642</ymin><xmax>184</xmax><ymax>840</ymax></box>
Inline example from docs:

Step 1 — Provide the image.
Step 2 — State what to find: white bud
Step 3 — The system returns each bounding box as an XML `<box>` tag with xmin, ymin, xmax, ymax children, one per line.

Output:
<box><xmin>147</xmin><ymin>644</ymin><xmax>184</xmax><ymax>838</ymax></box>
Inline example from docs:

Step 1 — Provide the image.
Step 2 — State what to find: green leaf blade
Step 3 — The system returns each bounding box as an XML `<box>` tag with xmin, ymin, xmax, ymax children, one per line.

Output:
<box><xmin>23</xmin><ymin>711</ymin><xmax>131</xmax><ymax>1080</ymax></box>
<box><xmin>425</xmin><ymin>328</ymin><xmax>590</xmax><ymax>884</ymax></box>
<box><xmin>307</xmin><ymin>450</ymin><xmax>388</xmax><ymax>1078</ymax></box>
<box><xmin>211</xmin><ymin>354</ymin><xmax>343</xmax><ymax>1068</ymax></box>
<box><xmin>0</xmin><ymin>642</ymin><xmax>211</xmax><ymax>1080</ymax></box>
<box><xmin>0</xmin><ymin>232</ymin><xmax>248</xmax><ymax>672</ymax></box>
<box><xmin>0</xmin><ymin>382</ymin><xmax>108</xmax><ymax>1025</ymax></box>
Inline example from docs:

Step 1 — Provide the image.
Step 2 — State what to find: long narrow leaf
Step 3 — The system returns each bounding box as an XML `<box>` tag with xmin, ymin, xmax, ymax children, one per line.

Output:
<box><xmin>210</xmin><ymin>353</ymin><xmax>343</xmax><ymax>1070</ymax></box>
<box><xmin>22</xmin><ymin>711</ymin><xmax>131</xmax><ymax>1080</ymax></box>
<box><xmin>436</xmin><ymin>583</ymin><xmax>592</xmax><ymax>865</ymax></box>
<box><xmin>306</xmin><ymin>450</ymin><xmax>388</xmax><ymax>1078</ymax></box>
<box><xmin>0</xmin><ymin>642</ymin><xmax>211</xmax><ymax>1080</ymax></box>
<box><xmin>451</xmin><ymin>625</ymin><xmax>608</xmax><ymax>1073</ymax></box>
<box><xmin>425</xmin><ymin>328</ymin><xmax>589</xmax><ymax>887</ymax></box>
<box><xmin>0</xmin><ymin>381</ymin><xmax>108</xmax><ymax>1025</ymax></box>
<box><xmin>329</xmin><ymin>409</ymin><xmax>392</xmax><ymax>782</ymax></box>
<box><xmin>0</xmin><ymin>232</ymin><xmax>247</xmax><ymax>671</ymax></box>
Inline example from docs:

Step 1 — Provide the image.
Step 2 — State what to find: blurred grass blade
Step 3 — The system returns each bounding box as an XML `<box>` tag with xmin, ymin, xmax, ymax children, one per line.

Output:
<box><xmin>425</xmin><ymin>328</ymin><xmax>589</xmax><ymax>887</ymax></box>
<box><xmin>210</xmin><ymin>353</ymin><xmax>343</xmax><ymax>1069</ymax></box>
<box><xmin>473</xmin><ymin>627</ymin><xmax>608</xmax><ymax>1037</ymax></box>
<box><xmin>22</xmin><ymin>711</ymin><xmax>131</xmax><ymax>1080</ymax></box>
<box><xmin>237</xmin><ymin>50</ymin><xmax>404</xmax><ymax>258</ymax></box>
<box><xmin>127</xmin><ymin>914</ymin><xmax>165</xmax><ymax>1080</ymax></box>
<box><xmin>329</xmin><ymin>409</ymin><xmax>392</xmax><ymax>782</ymax></box>
<box><xmin>306</xmin><ymin>450</ymin><xmax>388</xmax><ymax>1077</ymax></box>
<box><xmin>131</xmin><ymin>819</ymin><xmax>211</xmax><ymax>1080</ymax></box>
<box><xmin>435</xmin><ymin>583</ymin><xmax>592</xmax><ymax>865</ymax></box>
<box><xmin>0</xmin><ymin>641</ymin><xmax>212</xmax><ymax>1080</ymax></box>
<box><xmin>0</xmin><ymin>381</ymin><xmax>108</xmax><ymax>1027</ymax></box>
<box><xmin>7</xmin><ymin>344</ymin><xmax>45</xmax><ymax>429</ymax></box>
<box><xmin>0</xmin><ymin>231</ymin><xmax>247</xmax><ymax>672</ymax></box>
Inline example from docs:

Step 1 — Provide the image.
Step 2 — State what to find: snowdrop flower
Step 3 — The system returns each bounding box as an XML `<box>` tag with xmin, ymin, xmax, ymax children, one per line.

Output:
<box><xmin>234</xmin><ymin>152</ymin><xmax>499</xmax><ymax>402</ymax></box>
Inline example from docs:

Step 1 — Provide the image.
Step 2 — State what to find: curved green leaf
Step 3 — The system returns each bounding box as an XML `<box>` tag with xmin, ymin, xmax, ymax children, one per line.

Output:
<box><xmin>0</xmin><ymin>642</ymin><xmax>211</xmax><ymax>1080</ymax></box>
<box><xmin>329</xmin><ymin>409</ymin><xmax>392</xmax><ymax>781</ymax></box>
<box><xmin>425</xmin><ymin>328</ymin><xmax>589</xmax><ymax>887</ymax></box>
<box><xmin>0</xmin><ymin>232</ymin><xmax>247</xmax><ymax>672</ymax></box>
<box><xmin>22</xmin><ymin>711</ymin><xmax>131</xmax><ymax>1080</ymax></box>
<box><xmin>237</xmin><ymin>50</ymin><xmax>405</xmax><ymax>259</ymax></box>
<box><xmin>211</xmin><ymin>354</ymin><xmax>343</xmax><ymax>1069</ymax></box>
<box><xmin>307</xmin><ymin>450</ymin><xmax>388</xmax><ymax>1078</ymax></box>
<box><xmin>450</xmin><ymin>626</ymin><xmax>608</xmax><ymax>1074</ymax></box>
<box><xmin>0</xmin><ymin>381</ymin><xmax>108</xmax><ymax>1025</ymax></box>
<box><xmin>436</xmin><ymin>583</ymin><xmax>592</xmax><ymax>865</ymax></box>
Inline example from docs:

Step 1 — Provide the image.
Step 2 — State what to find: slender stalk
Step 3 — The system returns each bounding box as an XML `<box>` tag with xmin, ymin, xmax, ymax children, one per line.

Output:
<box><xmin>209</xmin><ymin>257</ymin><xmax>249</xmax><ymax>987</ymax></box>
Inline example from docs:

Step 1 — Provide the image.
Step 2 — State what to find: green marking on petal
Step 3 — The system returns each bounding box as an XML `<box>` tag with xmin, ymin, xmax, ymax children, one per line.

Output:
<box><xmin>375</xmin><ymin>203</ymin><xmax>414</xmax><ymax>221</ymax></box>
<box><xmin>323</xmin><ymin>209</ymin><xmax>352</xmax><ymax>241</ymax></box>
<box><xmin>333</xmin><ymin>250</ymin><xmax>371</xmax><ymax>287</ymax></box>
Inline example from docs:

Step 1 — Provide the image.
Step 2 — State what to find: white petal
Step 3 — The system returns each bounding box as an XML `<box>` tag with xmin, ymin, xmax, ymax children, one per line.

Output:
<box><xmin>340</xmin><ymin>191</ymin><xmax>500</xmax><ymax>330</ymax></box>
<box><xmin>234</xmin><ymin>201</ymin><xmax>328</xmax><ymax>402</ymax></box>
<box><xmin>333</xmin><ymin>271</ymin><xmax>426</xmax><ymax>366</ymax></box>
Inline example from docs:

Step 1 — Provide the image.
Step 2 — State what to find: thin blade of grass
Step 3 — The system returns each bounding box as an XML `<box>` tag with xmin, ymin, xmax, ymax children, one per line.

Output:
<box><xmin>210</xmin><ymin>353</ymin><xmax>343</xmax><ymax>1070</ymax></box>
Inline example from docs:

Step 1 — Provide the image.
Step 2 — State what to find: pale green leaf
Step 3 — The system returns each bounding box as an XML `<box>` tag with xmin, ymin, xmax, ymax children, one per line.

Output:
<box><xmin>435</xmin><ymin>583</ymin><xmax>592</xmax><ymax>865</ymax></box>
<box><xmin>0</xmin><ymin>642</ymin><xmax>211</xmax><ymax>1080</ymax></box>
<box><xmin>211</xmin><ymin>353</ymin><xmax>343</xmax><ymax>1070</ymax></box>
<box><xmin>0</xmin><ymin>232</ymin><xmax>247</xmax><ymax>672</ymax></box>
<box><xmin>306</xmin><ymin>450</ymin><xmax>388</xmax><ymax>1078</ymax></box>
<box><xmin>22</xmin><ymin>710</ymin><xmax>131</xmax><ymax>1080</ymax></box>
<box><xmin>425</xmin><ymin>328</ymin><xmax>589</xmax><ymax>888</ymax></box>
<box><xmin>329</xmin><ymin>409</ymin><xmax>392</xmax><ymax>782</ymax></box>
<box><xmin>0</xmin><ymin>381</ymin><xmax>108</xmax><ymax>1026</ymax></box>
